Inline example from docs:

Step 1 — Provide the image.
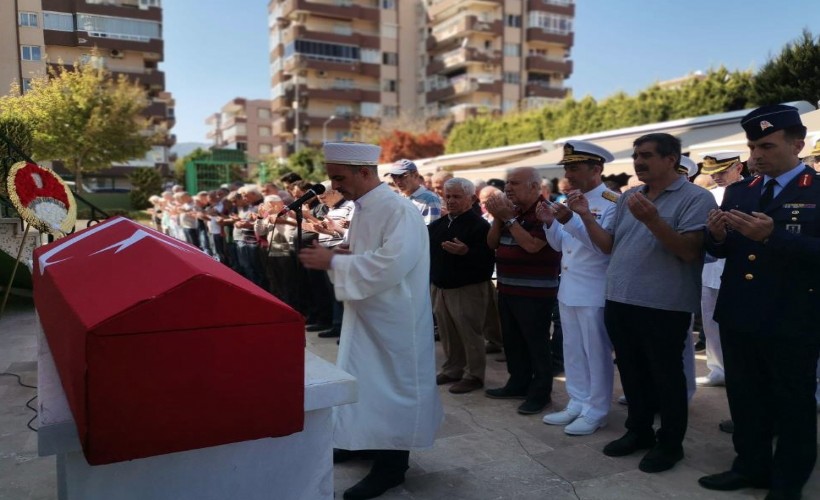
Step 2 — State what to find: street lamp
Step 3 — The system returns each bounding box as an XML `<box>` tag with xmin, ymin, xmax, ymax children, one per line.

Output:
<box><xmin>322</xmin><ymin>115</ymin><xmax>336</xmax><ymax>144</ymax></box>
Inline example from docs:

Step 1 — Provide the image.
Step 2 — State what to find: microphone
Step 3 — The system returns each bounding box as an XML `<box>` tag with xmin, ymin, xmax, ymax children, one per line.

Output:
<box><xmin>276</xmin><ymin>183</ymin><xmax>326</xmax><ymax>217</ymax></box>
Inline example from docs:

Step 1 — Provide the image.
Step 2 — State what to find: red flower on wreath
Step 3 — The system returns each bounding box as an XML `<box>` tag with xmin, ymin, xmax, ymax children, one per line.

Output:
<box><xmin>14</xmin><ymin>162</ymin><xmax>70</xmax><ymax>209</ymax></box>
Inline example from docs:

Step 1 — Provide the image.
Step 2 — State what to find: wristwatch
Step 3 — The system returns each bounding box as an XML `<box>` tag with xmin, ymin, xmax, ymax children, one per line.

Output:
<box><xmin>503</xmin><ymin>217</ymin><xmax>517</xmax><ymax>228</ymax></box>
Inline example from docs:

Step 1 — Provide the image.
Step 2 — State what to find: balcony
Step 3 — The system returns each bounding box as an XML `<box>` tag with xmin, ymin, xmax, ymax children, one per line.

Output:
<box><xmin>526</xmin><ymin>28</ymin><xmax>574</xmax><ymax>46</ymax></box>
<box><xmin>282</xmin><ymin>24</ymin><xmax>380</xmax><ymax>50</ymax></box>
<box><xmin>143</xmin><ymin>101</ymin><xmax>168</xmax><ymax>120</ymax></box>
<box><xmin>427</xmin><ymin>47</ymin><xmax>501</xmax><ymax>75</ymax></box>
<box><xmin>524</xmin><ymin>82</ymin><xmax>569</xmax><ymax>99</ymax></box>
<box><xmin>526</xmin><ymin>0</ymin><xmax>575</xmax><ymax>17</ymax></box>
<box><xmin>430</xmin><ymin>15</ymin><xmax>503</xmax><ymax>47</ymax></box>
<box><xmin>279</xmin><ymin>0</ymin><xmax>380</xmax><ymax>23</ymax></box>
<box><xmin>284</xmin><ymin>55</ymin><xmax>379</xmax><ymax>79</ymax></box>
<box><xmin>42</xmin><ymin>0</ymin><xmax>162</xmax><ymax>22</ymax></box>
<box><xmin>525</xmin><ymin>56</ymin><xmax>573</xmax><ymax>77</ymax></box>
<box><xmin>426</xmin><ymin>76</ymin><xmax>501</xmax><ymax>103</ymax></box>
<box><xmin>427</xmin><ymin>0</ymin><xmax>502</xmax><ymax>19</ymax></box>
<box><xmin>112</xmin><ymin>69</ymin><xmax>165</xmax><ymax>90</ymax></box>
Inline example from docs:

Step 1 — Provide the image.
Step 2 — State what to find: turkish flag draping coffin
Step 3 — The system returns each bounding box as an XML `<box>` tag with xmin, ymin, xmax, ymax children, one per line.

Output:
<box><xmin>32</xmin><ymin>217</ymin><xmax>305</xmax><ymax>465</ymax></box>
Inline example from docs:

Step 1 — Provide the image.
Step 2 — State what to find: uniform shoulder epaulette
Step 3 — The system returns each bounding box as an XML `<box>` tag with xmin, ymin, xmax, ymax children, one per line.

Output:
<box><xmin>746</xmin><ymin>175</ymin><xmax>762</xmax><ymax>188</ymax></box>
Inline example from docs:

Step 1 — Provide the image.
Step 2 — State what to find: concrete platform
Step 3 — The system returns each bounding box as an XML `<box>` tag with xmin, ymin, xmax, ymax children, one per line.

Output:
<box><xmin>2</xmin><ymin>298</ymin><xmax>818</xmax><ymax>499</ymax></box>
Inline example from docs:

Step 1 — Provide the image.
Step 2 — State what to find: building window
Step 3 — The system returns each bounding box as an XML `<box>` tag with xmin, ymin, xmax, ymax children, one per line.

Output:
<box><xmin>382</xmin><ymin>24</ymin><xmax>397</xmax><ymax>39</ymax></box>
<box><xmin>361</xmin><ymin>102</ymin><xmax>380</xmax><ymax>118</ymax></box>
<box><xmin>333</xmin><ymin>23</ymin><xmax>353</xmax><ymax>36</ymax></box>
<box><xmin>335</xmin><ymin>105</ymin><xmax>354</xmax><ymax>118</ymax></box>
<box><xmin>505</xmin><ymin>15</ymin><xmax>522</xmax><ymax>28</ymax></box>
<box><xmin>361</xmin><ymin>49</ymin><xmax>380</xmax><ymax>64</ymax></box>
<box><xmin>333</xmin><ymin>78</ymin><xmax>355</xmax><ymax>89</ymax></box>
<box><xmin>43</xmin><ymin>12</ymin><xmax>75</xmax><ymax>31</ymax></box>
<box><xmin>22</xmin><ymin>79</ymin><xmax>33</xmax><ymax>93</ymax></box>
<box><xmin>503</xmin><ymin>100</ymin><xmax>518</xmax><ymax>113</ymax></box>
<box><xmin>257</xmin><ymin>108</ymin><xmax>271</xmax><ymax>120</ymax></box>
<box><xmin>382</xmin><ymin>0</ymin><xmax>396</xmax><ymax>8</ymax></box>
<box><xmin>259</xmin><ymin>144</ymin><xmax>272</xmax><ymax>155</ymax></box>
<box><xmin>383</xmin><ymin>105</ymin><xmax>398</xmax><ymax>117</ymax></box>
<box><xmin>21</xmin><ymin>46</ymin><xmax>42</xmax><ymax>61</ymax></box>
<box><xmin>382</xmin><ymin>79</ymin><xmax>397</xmax><ymax>92</ymax></box>
<box><xmin>19</xmin><ymin>12</ymin><xmax>38</xmax><ymax>27</ymax></box>
<box><xmin>258</xmin><ymin>126</ymin><xmax>271</xmax><ymax>137</ymax></box>
<box><xmin>528</xmin><ymin>12</ymin><xmax>573</xmax><ymax>34</ymax></box>
<box><xmin>76</xmin><ymin>14</ymin><xmax>161</xmax><ymax>41</ymax></box>
<box><xmin>503</xmin><ymin>43</ymin><xmax>520</xmax><ymax>57</ymax></box>
<box><xmin>286</xmin><ymin>40</ymin><xmax>359</xmax><ymax>63</ymax></box>
<box><xmin>382</xmin><ymin>52</ymin><xmax>398</xmax><ymax>65</ymax></box>
<box><xmin>503</xmin><ymin>72</ymin><xmax>521</xmax><ymax>84</ymax></box>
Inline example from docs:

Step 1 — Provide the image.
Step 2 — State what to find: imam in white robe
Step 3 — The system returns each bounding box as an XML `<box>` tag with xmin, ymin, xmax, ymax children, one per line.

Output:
<box><xmin>329</xmin><ymin>182</ymin><xmax>443</xmax><ymax>450</ymax></box>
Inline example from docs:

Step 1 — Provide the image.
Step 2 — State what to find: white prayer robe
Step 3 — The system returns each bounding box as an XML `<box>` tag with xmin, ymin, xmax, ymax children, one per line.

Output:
<box><xmin>328</xmin><ymin>183</ymin><xmax>443</xmax><ymax>450</ymax></box>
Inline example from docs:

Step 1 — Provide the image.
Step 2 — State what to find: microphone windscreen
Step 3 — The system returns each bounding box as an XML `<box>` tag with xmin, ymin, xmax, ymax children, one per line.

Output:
<box><xmin>310</xmin><ymin>183</ymin><xmax>327</xmax><ymax>195</ymax></box>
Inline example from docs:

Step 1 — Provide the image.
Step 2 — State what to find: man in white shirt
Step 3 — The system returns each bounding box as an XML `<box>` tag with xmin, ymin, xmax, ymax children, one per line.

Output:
<box><xmin>696</xmin><ymin>151</ymin><xmax>745</xmax><ymax>387</ymax></box>
<box><xmin>299</xmin><ymin>143</ymin><xmax>443</xmax><ymax>500</ymax></box>
<box><xmin>537</xmin><ymin>141</ymin><xmax>617</xmax><ymax>435</ymax></box>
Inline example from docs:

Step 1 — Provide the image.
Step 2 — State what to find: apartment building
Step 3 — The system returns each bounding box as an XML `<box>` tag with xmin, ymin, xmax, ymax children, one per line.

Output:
<box><xmin>206</xmin><ymin>98</ymin><xmax>276</xmax><ymax>161</ymax></box>
<box><xmin>267</xmin><ymin>0</ymin><xmax>574</xmax><ymax>157</ymax></box>
<box><xmin>1</xmin><ymin>0</ymin><xmax>175</xmax><ymax>177</ymax></box>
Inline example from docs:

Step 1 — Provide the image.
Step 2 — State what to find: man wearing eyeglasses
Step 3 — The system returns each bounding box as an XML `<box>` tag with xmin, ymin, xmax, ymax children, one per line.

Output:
<box><xmin>384</xmin><ymin>159</ymin><xmax>442</xmax><ymax>225</ymax></box>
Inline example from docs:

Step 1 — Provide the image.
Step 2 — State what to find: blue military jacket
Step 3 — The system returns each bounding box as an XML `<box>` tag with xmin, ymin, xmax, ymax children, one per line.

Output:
<box><xmin>706</xmin><ymin>166</ymin><xmax>820</xmax><ymax>336</ymax></box>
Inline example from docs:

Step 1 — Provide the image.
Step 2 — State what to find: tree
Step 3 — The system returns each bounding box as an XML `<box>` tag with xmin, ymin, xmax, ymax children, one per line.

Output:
<box><xmin>379</xmin><ymin>130</ymin><xmax>445</xmax><ymax>162</ymax></box>
<box><xmin>753</xmin><ymin>30</ymin><xmax>820</xmax><ymax>106</ymax></box>
<box><xmin>0</xmin><ymin>56</ymin><xmax>156</xmax><ymax>192</ymax></box>
<box><xmin>262</xmin><ymin>147</ymin><xmax>325</xmax><ymax>182</ymax></box>
<box><xmin>128</xmin><ymin>167</ymin><xmax>163</xmax><ymax>209</ymax></box>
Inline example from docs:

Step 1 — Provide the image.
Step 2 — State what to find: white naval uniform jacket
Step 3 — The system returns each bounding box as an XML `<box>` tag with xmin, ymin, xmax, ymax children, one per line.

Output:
<box><xmin>544</xmin><ymin>183</ymin><xmax>617</xmax><ymax>307</ymax></box>
<box><xmin>328</xmin><ymin>183</ymin><xmax>443</xmax><ymax>450</ymax></box>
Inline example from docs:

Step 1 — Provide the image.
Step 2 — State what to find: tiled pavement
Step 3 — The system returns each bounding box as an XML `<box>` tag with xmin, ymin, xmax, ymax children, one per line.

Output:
<box><xmin>1</xmin><ymin>297</ymin><xmax>818</xmax><ymax>499</ymax></box>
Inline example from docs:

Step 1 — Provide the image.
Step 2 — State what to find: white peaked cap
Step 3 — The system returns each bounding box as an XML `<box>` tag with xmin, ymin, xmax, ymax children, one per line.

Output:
<box><xmin>323</xmin><ymin>142</ymin><xmax>381</xmax><ymax>166</ymax></box>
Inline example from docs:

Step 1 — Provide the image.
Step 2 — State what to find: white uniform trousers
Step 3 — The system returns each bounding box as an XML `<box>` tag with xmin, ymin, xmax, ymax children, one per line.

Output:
<box><xmin>700</xmin><ymin>286</ymin><xmax>725</xmax><ymax>380</ymax></box>
<box><xmin>684</xmin><ymin>314</ymin><xmax>696</xmax><ymax>401</ymax></box>
<box><xmin>559</xmin><ymin>302</ymin><xmax>613</xmax><ymax>422</ymax></box>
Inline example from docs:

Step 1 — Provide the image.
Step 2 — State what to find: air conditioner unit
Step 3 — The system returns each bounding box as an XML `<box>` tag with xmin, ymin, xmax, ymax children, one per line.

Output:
<box><xmin>109</xmin><ymin>49</ymin><xmax>124</xmax><ymax>59</ymax></box>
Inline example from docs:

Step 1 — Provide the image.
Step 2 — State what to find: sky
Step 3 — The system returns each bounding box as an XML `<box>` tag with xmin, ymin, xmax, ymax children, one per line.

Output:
<box><xmin>164</xmin><ymin>0</ymin><xmax>820</xmax><ymax>144</ymax></box>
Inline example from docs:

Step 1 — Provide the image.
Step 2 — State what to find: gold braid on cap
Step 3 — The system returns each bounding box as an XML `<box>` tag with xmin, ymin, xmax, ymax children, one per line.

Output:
<box><xmin>701</xmin><ymin>157</ymin><xmax>740</xmax><ymax>174</ymax></box>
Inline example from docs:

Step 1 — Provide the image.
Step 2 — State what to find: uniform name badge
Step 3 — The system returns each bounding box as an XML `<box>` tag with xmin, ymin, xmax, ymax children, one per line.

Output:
<box><xmin>786</xmin><ymin>223</ymin><xmax>801</xmax><ymax>234</ymax></box>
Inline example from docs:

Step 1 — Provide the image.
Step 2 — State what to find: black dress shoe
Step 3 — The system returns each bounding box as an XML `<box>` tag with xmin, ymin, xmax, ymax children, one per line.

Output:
<box><xmin>306</xmin><ymin>323</ymin><xmax>332</xmax><ymax>332</ymax></box>
<box><xmin>765</xmin><ymin>490</ymin><xmax>801</xmax><ymax>500</ymax></box>
<box><xmin>698</xmin><ymin>470</ymin><xmax>770</xmax><ymax>491</ymax></box>
<box><xmin>517</xmin><ymin>399</ymin><xmax>550</xmax><ymax>415</ymax></box>
<box><xmin>719</xmin><ymin>419</ymin><xmax>734</xmax><ymax>433</ymax></box>
<box><xmin>333</xmin><ymin>448</ymin><xmax>374</xmax><ymax>464</ymax></box>
<box><xmin>638</xmin><ymin>444</ymin><xmax>683</xmax><ymax>473</ymax></box>
<box><xmin>318</xmin><ymin>327</ymin><xmax>341</xmax><ymax>338</ymax></box>
<box><xmin>343</xmin><ymin>470</ymin><xmax>405</xmax><ymax>500</ymax></box>
<box><xmin>485</xmin><ymin>387</ymin><xmax>527</xmax><ymax>399</ymax></box>
<box><xmin>603</xmin><ymin>430</ymin><xmax>656</xmax><ymax>457</ymax></box>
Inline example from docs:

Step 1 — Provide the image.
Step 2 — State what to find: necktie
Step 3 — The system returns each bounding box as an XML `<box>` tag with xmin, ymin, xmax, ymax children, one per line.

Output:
<box><xmin>759</xmin><ymin>178</ymin><xmax>777</xmax><ymax>209</ymax></box>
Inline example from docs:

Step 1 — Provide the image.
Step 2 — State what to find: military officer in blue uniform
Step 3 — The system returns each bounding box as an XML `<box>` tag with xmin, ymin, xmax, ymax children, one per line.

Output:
<box><xmin>699</xmin><ymin>105</ymin><xmax>820</xmax><ymax>500</ymax></box>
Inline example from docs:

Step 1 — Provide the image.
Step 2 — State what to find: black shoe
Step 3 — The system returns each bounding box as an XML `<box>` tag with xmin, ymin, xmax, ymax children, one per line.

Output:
<box><xmin>765</xmin><ymin>490</ymin><xmax>801</xmax><ymax>500</ymax></box>
<box><xmin>343</xmin><ymin>470</ymin><xmax>405</xmax><ymax>500</ymax></box>
<box><xmin>517</xmin><ymin>399</ymin><xmax>550</xmax><ymax>415</ymax></box>
<box><xmin>603</xmin><ymin>430</ymin><xmax>656</xmax><ymax>457</ymax></box>
<box><xmin>694</xmin><ymin>340</ymin><xmax>706</xmax><ymax>352</ymax></box>
<box><xmin>485</xmin><ymin>343</ymin><xmax>502</xmax><ymax>354</ymax></box>
<box><xmin>306</xmin><ymin>323</ymin><xmax>332</xmax><ymax>332</ymax></box>
<box><xmin>333</xmin><ymin>448</ymin><xmax>373</xmax><ymax>464</ymax></box>
<box><xmin>485</xmin><ymin>387</ymin><xmax>528</xmax><ymax>399</ymax></box>
<box><xmin>698</xmin><ymin>470</ymin><xmax>769</xmax><ymax>491</ymax></box>
<box><xmin>719</xmin><ymin>419</ymin><xmax>734</xmax><ymax>433</ymax></box>
<box><xmin>318</xmin><ymin>327</ymin><xmax>341</xmax><ymax>338</ymax></box>
<box><xmin>638</xmin><ymin>444</ymin><xmax>683</xmax><ymax>473</ymax></box>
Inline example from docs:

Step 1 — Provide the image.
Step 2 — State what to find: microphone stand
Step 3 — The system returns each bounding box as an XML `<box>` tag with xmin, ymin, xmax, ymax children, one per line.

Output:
<box><xmin>293</xmin><ymin>207</ymin><xmax>303</xmax><ymax>317</ymax></box>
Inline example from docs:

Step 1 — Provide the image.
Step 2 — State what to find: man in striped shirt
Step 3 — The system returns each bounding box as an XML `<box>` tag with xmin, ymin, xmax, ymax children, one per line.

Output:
<box><xmin>384</xmin><ymin>159</ymin><xmax>441</xmax><ymax>225</ymax></box>
<box><xmin>484</xmin><ymin>167</ymin><xmax>562</xmax><ymax>415</ymax></box>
